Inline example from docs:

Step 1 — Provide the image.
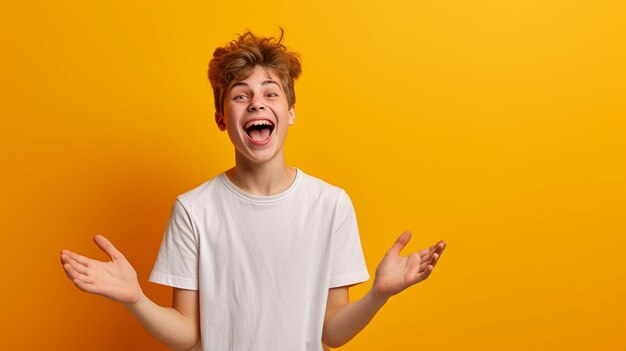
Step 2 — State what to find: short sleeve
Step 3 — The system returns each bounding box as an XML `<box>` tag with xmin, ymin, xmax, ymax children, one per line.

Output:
<box><xmin>149</xmin><ymin>198</ymin><xmax>199</xmax><ymax>290</ymax></box>
<box><xmin>329</xmin><ymin>190</ymin><xmax>370</xmax><ymax>288</ymax></box>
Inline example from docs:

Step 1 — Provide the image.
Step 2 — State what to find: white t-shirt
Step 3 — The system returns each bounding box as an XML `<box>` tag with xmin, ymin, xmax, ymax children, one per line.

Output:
<box><xmin>149</xmin><ymin>169</ymin><xmax>370</xmax><ymax>351</ymax></box>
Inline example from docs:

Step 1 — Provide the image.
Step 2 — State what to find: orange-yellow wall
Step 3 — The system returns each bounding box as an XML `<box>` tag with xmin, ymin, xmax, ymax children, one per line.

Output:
<box><xmin>1</xmin><ymin>1</ymin><xmax>625</xmax><ymax>350</ymax></box>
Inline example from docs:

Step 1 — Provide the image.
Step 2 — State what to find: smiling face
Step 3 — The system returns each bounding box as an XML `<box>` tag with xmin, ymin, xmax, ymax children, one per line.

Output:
<box><xmin>215</xmin><ymin>65</ymin><xmax>295</xmax><ymax>166</ymax></box>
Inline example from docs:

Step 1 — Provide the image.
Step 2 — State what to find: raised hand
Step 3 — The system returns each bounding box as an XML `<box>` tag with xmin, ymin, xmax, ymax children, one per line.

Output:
<box><xmin>60</xmin><ymin>235</ymin><xmax>142</xmax><ymax>305</ymax></box>
<box><xmin>373</xmin><ymin>231</ymin><xmax>446</xmax><ymax>300</ymax></box>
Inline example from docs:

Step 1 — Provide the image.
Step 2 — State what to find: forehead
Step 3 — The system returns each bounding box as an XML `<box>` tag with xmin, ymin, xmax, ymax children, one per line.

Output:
<box><xmin>228</xmin><ymin>66</ymin><xmax>284</xmax><ymax>91</ymax></box>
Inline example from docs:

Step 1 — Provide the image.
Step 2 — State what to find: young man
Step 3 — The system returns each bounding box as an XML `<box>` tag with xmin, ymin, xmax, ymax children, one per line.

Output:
<box><xmin>60</xmin><ymin>29</ymin><xmax>446</xmax><ymax>351</ymax></box>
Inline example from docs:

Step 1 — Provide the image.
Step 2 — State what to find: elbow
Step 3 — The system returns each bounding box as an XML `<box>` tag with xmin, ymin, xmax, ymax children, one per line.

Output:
<box><xmin>173</xmin><ymin>341</ymin><xmax>198</xmax><ymax>351</ymax></box>
<box><xmin>322</xmin><ymin>331</ymin><xmax>348</xmax><ymax>349</ymax></box>
<box><xmin>171</xmin><ymin>335</ymin><xmax>200</xmax><ymax>351</ymax></box>
<box><xmin>323</xmin><ymin>340</ymin><xmax>345</xmax><ymax>349</ymax></box>
<box><xmin>323</xmin><ymin>339</ymin><xmax>347</xmax><ymax>349</ymax></box>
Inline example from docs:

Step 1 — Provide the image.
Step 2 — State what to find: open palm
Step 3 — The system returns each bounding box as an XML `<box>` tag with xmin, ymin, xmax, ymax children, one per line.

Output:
<box><xmin>60</xmin><ymin>235</ymin><xmax>142</xmax><ymax>305</ymax></box>
<box><xmin>373</xmin><ymin>231</ymin><xmax>446</xmax><ymax>300</ymax></box>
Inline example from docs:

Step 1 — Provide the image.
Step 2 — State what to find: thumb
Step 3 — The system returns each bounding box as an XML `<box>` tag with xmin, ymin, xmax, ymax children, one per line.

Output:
<box><xmin>94</xmin><ymin>234</ymin><xmax>124</xmax><ymax>260</ymax></box>
<box><xmin>387</xmin><ymin>231</ymin><xmax>412</xmax><ymax>256</ymax></box>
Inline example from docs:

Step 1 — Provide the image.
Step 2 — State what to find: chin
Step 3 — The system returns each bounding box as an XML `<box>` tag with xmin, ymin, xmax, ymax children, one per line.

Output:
<box><xmin>235</xmin><ymin>146</ymin><xmax>283</xmax><ymax>165</ymax></box>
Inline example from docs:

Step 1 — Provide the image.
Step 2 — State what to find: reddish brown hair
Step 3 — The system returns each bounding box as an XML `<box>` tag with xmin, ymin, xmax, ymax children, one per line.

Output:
<box><xmin>208</xmin><ymin>28</ymin><xmax>302</xmax><ymax>114</ymax></box>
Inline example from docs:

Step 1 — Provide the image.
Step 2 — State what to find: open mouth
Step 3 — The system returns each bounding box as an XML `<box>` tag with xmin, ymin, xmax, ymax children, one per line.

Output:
<box><xmin>244</xmin><ymin>119</ymin><xmax>275</xmax><ymax>143</ymax></box>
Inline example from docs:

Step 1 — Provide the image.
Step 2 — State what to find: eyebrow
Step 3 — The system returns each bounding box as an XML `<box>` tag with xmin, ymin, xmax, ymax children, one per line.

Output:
<box><xmin>230</xmin><ymin>80</ymin><xmax>281</xmax><ymax>90</ymax></box>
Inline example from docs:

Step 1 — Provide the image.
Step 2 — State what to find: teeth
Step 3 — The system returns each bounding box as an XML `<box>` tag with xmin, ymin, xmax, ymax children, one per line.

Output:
<box><xmin>244</xmin><ymin>120</ymin><xmax>274</xmax><ymax>129</ymax></box>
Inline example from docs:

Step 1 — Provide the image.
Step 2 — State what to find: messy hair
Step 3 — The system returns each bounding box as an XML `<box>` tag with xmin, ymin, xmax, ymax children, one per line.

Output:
<box><xmin>208</xmin><ymin>28</ymin><xmax>302</xmax><ymax>114</ymax></box>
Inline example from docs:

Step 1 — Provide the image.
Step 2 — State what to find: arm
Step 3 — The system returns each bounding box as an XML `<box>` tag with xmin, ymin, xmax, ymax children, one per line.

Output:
<box><xmin>322</xmin><ymin>286</ymin><xmax>386</xmax><ymax>348</ymax></box>
<box><xmin>125</xmin><ymin>288</ymin><xmax>200</xmax><ymax>351</ymax></box>
<box><xmin>60</xmin><ymin>235</ymin><xmax>200</xmax><ymax>351</ymax></box>
<box><xmin>322</xmin><ymin>231</ymin><xmax>446</xmax><ymax>348</ymax></box>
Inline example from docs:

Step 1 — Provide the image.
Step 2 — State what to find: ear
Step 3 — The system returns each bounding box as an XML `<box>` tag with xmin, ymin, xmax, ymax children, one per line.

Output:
<box><xmin>288</xmin><ymin>105</ymin><xmax>296</xmax><ymax>126</ymax></box>
<box><xmin>215</xmin><ymin>111</ymin><xmax>227</xmax><ymax>131</ymax></box>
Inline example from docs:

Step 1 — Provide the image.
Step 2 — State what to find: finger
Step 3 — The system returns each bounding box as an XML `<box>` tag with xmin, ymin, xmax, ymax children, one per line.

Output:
<box><xmin>424</xmin><ymin>264</ymin><xmax>435</xmax><ymax>277</ymax></box>
<box><xmin>418</xmin><ymin>245</ymin><xmax>435</xmax><ymax>259</ymax></box>
<box><xmin>420</xmin><ymin>240</ymin><xmax>446</xmax><ymax>255</ymax></box>
<box><xmin>435</xmin><ymin>240</ymin><xmax>446</xmax><ymax>254</ymax></box>
<box><xmin>61</xmin><ymin>251</ymin><xmax>90</xmax><ymax>272</ymax></box>
<box><xmin>62</xmin><ymin>262</ymin><xmax>82</xmax><ymax>281</ymax></box>
<box><xmin>418</xmin><ymin>253</ymin><xmax>441</xmax><ymax>273</ymax></box>
<box><xmin>417</xmin><ymin>243</ymin><xmax>444</xmax><ymax>264</ymax></box>
<box><xmin>61</xmin><ymin>252</ymin><xmax>105</xmax><ymax>287</ymax></box>
<box><xmin>72</xmin><ymin>271</ymin><xmax>96</xmax><ymax>285</ymax></box>
<box><xmin>73</xmin><ymin>279</ymin><xmax>99</xmax><ymax>294</ymax></box>
<box><xmin>432</xmin><ymin>243</ymin><xmax>445</xmax><ymax>261</ymax></box>
<box><xmin>387</xmin><ymin>231</ymin><xmax>412</xmax><ymax>256</ymax></box>
<box><xmin>408</xmin><ymin>265</ymin><xmax>434</xmax><ymax>285</ymax></box>
<box><xmin>60</xmin><ymin>251</ymin><xmax>71</xmax><ymax>265</ymax></box>
<box><xmin>94</xmin><ymin>235</ymin><xmax>124</xmax><ymax>261</ymax></box>
<box><xmin>421</xmin><ymin>264</ymin><xmax>435</xmax><ymax>279</ymax></box>
<box><xmin>428</xmin><ymin>253</ymin><xmax>440</xmax><ymax>268</ymax></box>
<box><xmin>417</xmin><ymin>249</ymin><xmax>435</xmax><ymax>267</ymax></box>
<box><xmin>63</xmin><ymin>262</ymin><xmax>96</xmax><ymax>286</ymax></box>
<box><xmin>63</xmin><ymin>250</ymin><xmax>94</xmax><ymax>267</ymax></box>
<box><xmin>65</xmin><ymin>255</ymin><xmax>90</xmax><ymax>275</ymax></box>
<box><xmin>419</xmin><ymin>259</ymin><xmax>431</xmax><ymax>271</ymax></box>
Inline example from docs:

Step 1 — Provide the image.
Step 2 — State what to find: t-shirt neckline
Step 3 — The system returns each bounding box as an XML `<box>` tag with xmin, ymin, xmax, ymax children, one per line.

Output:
<box><xmin>219</xmin><ymin>168</ymin><xmax>303</xmax><ymax>204</ymax></box>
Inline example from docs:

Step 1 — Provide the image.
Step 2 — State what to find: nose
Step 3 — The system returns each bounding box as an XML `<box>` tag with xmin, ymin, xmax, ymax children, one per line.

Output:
<box><xmin>247</xmin><ymin>96</ymin><xmax>266</xmax><ymax>112</ymax></box>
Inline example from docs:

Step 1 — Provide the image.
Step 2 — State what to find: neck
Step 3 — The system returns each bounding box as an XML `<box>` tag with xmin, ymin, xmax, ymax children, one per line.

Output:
<box><xmin>227</xmin><ymin>152</ymin><xmax>296</xmax><ymax>196</ymax></box>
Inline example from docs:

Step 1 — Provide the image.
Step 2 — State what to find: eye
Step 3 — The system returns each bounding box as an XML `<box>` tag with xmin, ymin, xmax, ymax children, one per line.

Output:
<box><xmin>233</xmin><ymin>94</ymin><xmax>248</xmax><ymax>101</ymax></box>
<box><xmin>266</xmin><ymin>92</ymin><xmax>279</xmax><ymax>98</ymax></box>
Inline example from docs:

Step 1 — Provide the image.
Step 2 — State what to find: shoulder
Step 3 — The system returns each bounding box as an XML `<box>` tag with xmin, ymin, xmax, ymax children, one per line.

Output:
<box><xmin>175</xmin><ymin>173</ymin><xmax>224</xmax><ymax>207</ymax></box>
<box><xmin>297</xmin><ymin>170</ymin><xmax>352</xmax><ymax>207</ymax></box>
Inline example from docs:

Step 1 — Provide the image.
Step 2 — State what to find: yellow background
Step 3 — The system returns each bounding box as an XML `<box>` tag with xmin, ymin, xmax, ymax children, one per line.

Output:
<box><xmin>1</xmin><ymin>1</ymin><xmax>625</xmax><ymax>350</ymax></box>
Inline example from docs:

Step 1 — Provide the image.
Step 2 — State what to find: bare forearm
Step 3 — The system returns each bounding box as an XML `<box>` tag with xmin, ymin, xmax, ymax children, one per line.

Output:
<box><xmin>125</xmin><ymin>293</ymin><xmax>199</xmax><ymax>351</ymax></box>
<box><xmin>322</xmin><ymin>289</ymin><xmax>388</xmax><ymax>348</ymax></box>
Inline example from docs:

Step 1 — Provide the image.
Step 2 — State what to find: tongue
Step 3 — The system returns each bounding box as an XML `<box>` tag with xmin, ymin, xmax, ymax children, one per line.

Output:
<box><xmin>248</xmin><ymin>127</ymin><xmax>271</xmax><ymax>141</ymax></box>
